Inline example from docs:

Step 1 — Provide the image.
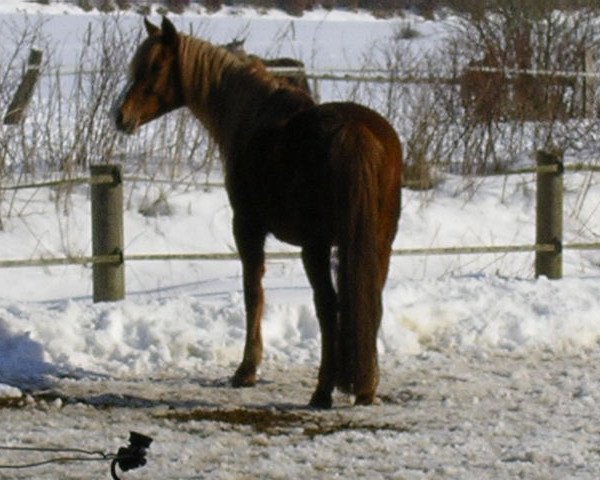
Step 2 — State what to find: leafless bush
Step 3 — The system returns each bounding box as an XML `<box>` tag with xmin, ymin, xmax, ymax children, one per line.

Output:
<box><xmin>449</xmin><ymin>2</ymin><xmax>600</xmax><ymax>169</ymax></box>
<box><xmin>357</xmin><ymin>5</ymin><xmax>600</xmax><ymax>186</ymax></box>
<box><xmin>0</xmin><ymin>15</ymin><xmax>220</xmax><ymax>228</ymax></box>
<box><xmin>9</xmin><ymin>17</ymin><xmax>216</xmax><ymax>173</ymax></box>
<box><xmin>0</xmin><ymin>16</ymin><xmax>51</xmax><ymax>227</ymax></box>
<box><xmin>2</xmin><ymin>7</ymin><xmax>598</xmax><ymax>213</ymax></box>
<box><xmin>357</xmin><ymin>22</ymin><xmax>457</xmax><ymax>188</ymax></box>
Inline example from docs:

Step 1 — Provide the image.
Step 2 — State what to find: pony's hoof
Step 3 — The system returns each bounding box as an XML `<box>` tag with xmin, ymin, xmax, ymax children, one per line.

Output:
<box><xmin>354</xmin><ymin>393</ymin><xmax>380</xmax><ymax>406</ymax></box>
<box><xmin>309</xmin><ymin>390</ymin><xmax>332</xmax><ymax>409</ymax></box>
<box><xmin>231</xmin><ymin>364</ymin><xmax>257</xmax><ymax>388</ymax></box>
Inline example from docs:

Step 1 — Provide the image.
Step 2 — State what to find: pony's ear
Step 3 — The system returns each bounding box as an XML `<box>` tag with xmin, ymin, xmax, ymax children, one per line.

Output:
<box><xmin>161</xmin><ymin>16</ymin><xmax>179</xmax><ymax>47</ymax></box>
<box><xmin>144</xmin><ymin>18</ymin><xmax>160</xmax><ymax>37</ymax></box>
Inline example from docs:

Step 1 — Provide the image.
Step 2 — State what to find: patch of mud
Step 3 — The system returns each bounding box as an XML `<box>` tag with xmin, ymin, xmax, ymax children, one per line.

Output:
<box><xmin>158</xmin><ymin>406</ymin><xmax>415</xmax><ymax>438</ymax></box>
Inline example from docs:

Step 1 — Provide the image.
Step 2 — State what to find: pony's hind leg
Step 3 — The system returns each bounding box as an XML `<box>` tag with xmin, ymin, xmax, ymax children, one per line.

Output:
<box><xmin>354</xmin><ymin>220</ymin><xmax>395</xmax><ymax>406</ymax></box>
<box><xmin>302</xmin><ymin>245</ymin><xmax>338</xmax><ymax>409</ymax></box>
<box><xmin>232</xmin><ymin>216</ymin><xmax>267</xmax><ymax>388</ymax></box>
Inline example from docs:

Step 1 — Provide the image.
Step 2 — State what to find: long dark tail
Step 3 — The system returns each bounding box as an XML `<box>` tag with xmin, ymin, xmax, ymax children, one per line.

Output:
<box><xmin>334</xmin><ymin>126</ymin><xmax>384</xmax><ymax>400</ymax></box>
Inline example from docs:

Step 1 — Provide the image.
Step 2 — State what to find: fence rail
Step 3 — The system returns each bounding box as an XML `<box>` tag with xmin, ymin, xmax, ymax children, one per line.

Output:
<box><xmin>0</xmin><ymin>254</ymin><xmax>121</xmax><ymax>269</ymax></box>
<box><xmin>6</xmin><ymin>54</ymin><xmax>598</xmax><ymax>123</ymax></box>
<box><xmin>5</xmin><ymin>240</ymin><xmax>600</xmax><ymax>270</ymax></box>
<box><xmin>26</xmin><ymin>65</ymin><xmax>600</xmax><ymax>81</ymax></box>
<box><xmin>1</xmin><ymin>162</ymin><xmax>597</xmax><ymax>192</ymax></box>
<box><xmin>3</xmin><ymin>241</ymin><xmax>600</xmax><ymax>270</ymax></box>
<box><xmin>0</xmin><ymin>150</ymin><xmax>598</xmax><ymax>301</ymax></box>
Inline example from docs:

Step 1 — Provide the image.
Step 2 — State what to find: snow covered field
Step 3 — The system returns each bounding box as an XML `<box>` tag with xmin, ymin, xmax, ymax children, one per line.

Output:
<box><xmin>0</xmin><ymin>2</ymin><xmax>600</xmax><ymax>479</ymax></box>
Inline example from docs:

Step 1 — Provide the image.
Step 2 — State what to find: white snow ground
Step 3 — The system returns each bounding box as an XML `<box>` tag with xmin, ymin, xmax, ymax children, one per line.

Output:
<box><xmin>0</xmin><ymin>2</ymin><xmax>600</xmax><ymax>479</ymax></box>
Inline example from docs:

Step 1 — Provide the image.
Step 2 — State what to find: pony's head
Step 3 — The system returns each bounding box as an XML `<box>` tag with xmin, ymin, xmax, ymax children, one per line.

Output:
<box><xmin>113</xmin><ymin>17</ymin><xmax>184</xmax><ymax>134</ymax></box>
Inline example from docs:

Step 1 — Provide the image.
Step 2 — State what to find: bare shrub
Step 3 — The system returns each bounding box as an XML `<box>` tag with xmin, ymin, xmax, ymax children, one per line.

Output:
<box><xmin>0</xmin><ymin>17</ymin><xmax>47</xmax><ymax>173</ymax></box>
<box><xmin>354</xmin><ymin>4</ymin><xmax>599</xmax><ymax>189</ymax></box>
<box><xmin>203</xmin><ymin>0</ymin><xmax>224</xmax><ymax>12</ymax></box>
<box><xmin>450</xmin><ymin>2</ymin><xmax>600</xmax><ymax>169</ymax></box>
<box><xmin>96</xmin><ymin>0</ymin><xmax>116</xmax><ymax>12</ymax></box>
<box><xmin>115</xmin><ymin>0</ymin><xmax>132</xmax><ymax>9</ymax></box>
<box><xmin>77</xmin><ymin>0</ymin><xmax>94</xmax><ymax>11</ymax></box>
<box><xmin>395</xmin><ymin>21</ymin><xmax>420</xmax><ymax>39</ymax></box>
<box><xmin>358</xmin><ymin>22</ymin><xmax>454</xmax><ymax>188</ymax></box>
<box><xmin>34</xmin><ymin>16</ymin><xmax>139</xmax><ymax>176</ymax></box>
<box><xmin>275</xmin><ymin>0</ymin><xmax>315</xmax><ymax>16</ymax></box>
<box><xmin>162</xmin><ymin>0</ymin><xmax>192</xmax><ymax>14</ymax></box>
<box><xmin>0</xmin><ymin>17</ymin><xmax>51</xmax><ymax>226</ymax></box>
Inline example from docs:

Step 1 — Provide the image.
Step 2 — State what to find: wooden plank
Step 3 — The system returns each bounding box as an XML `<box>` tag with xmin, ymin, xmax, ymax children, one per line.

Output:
<box><xmin>4</xmin><ymin>49</ymin><xmax>43</xmax><ymax>125</ymax></box>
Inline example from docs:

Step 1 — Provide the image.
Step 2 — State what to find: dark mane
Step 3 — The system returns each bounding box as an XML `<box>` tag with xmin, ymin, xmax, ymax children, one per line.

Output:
<box><xmin>177</xmin><ymin>34</ymin><xmax>314</xmax><ymax>158</ymax></box>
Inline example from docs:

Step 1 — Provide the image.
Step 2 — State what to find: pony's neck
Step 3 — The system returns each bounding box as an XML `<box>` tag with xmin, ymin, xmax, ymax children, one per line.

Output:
<box><xmin>177</xmin><ymin>35</ymin><xmax>279</xmax><ymax>158</ymax></box>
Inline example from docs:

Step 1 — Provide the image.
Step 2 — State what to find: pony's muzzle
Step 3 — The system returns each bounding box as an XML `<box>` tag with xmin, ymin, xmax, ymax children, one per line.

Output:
<box><xmin>112</xmin><ymin>108</ymin><xmax>136</xmax><ymax>135</ymax></box>
<box><xmin>112</xmin><ymin>81</ymin><xmax>137</xmax><ymax>134</ymax></box>
<box><xmin>113</xmin><ymin>109</ymin><xmax>124</xmax><ymax>130</ymax></box>
<box><xmin>112</xmin><ymin>104</ymin><xmax>138</xmax><ymax>135</ymax></box>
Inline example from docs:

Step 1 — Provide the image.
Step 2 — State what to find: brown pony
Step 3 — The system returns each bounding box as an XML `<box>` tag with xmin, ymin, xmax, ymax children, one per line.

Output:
<box><xmin>113</xmin><ymin>17</ymin><xmax>402</xmax><ymax>408</ymax></box>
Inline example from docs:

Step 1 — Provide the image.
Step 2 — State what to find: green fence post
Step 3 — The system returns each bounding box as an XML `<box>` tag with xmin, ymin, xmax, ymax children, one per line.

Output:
<box><xmin>91</xmin><ymin>164</ymin><xmax>124</xmax><ymax>302</ymax></box>
<box><xmin>535</xmin><ymin>150</ymin><xmax>563</xmax><ymax>279</ymax></box>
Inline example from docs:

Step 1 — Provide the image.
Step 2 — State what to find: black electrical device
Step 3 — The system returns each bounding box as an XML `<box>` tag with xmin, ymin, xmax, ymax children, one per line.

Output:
<box><xmin>110</xmin><ymin>431</ymin><xmax>153</xmax><ymax>480</ymax></box>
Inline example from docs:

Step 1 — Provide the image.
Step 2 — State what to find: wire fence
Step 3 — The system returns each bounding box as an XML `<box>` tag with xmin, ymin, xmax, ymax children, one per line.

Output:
<box><xmin>1</xmin><ymin>162</ymin><xmax>598</xmax><ymax>192</ymax></box>
<box><xmin>26</xmin><ymin>64</ymin><xmax>600</xmax><ymax>81</ymax></box>
<box><xmin>3</xmin><ymin>241</ymin><xmax>599</xmax><ymax>270</ymax></box>
<box><xmin>0</xmin><ymin>159</ymin><xmax>598</xmax><ymax>277</ymax></box>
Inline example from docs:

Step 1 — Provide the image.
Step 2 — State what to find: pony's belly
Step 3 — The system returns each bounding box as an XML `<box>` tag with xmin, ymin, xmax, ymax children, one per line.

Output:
<box><xmin>267</xmin><ymin>213</ymin><xmax>334</xmax><ymax>248</ymax></box>
<box><xmin>268</xmin><ymin>221</ymin><xmax>303</xmax><ymax>246</ymax></box>
<box><xmin>272</xmin><ymin>232</ymin><xmax>302</xmax><ymax>246</ymax></box>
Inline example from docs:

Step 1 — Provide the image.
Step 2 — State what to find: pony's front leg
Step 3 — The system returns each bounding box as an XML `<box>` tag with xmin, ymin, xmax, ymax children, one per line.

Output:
<box><xmin>232</xmin><ymin>217</ymin><xmax>266</xmax><ymax>388</ymax></box>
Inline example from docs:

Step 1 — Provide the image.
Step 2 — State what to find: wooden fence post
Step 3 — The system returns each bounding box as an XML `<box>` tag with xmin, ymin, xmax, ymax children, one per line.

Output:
<box><xmin>91</xmin><ymin>164</ymin><xmax>124</xmax><ymax>302</ymax></box>
<box><xmin>4</xmin><ymin>48</ymin><xmax>43</xmax><ymax>125</ymax></box>
<box><xmin>535</xmin><ymin>150</ymin><xmax>563</xmax><ymax>279</ymax></box>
